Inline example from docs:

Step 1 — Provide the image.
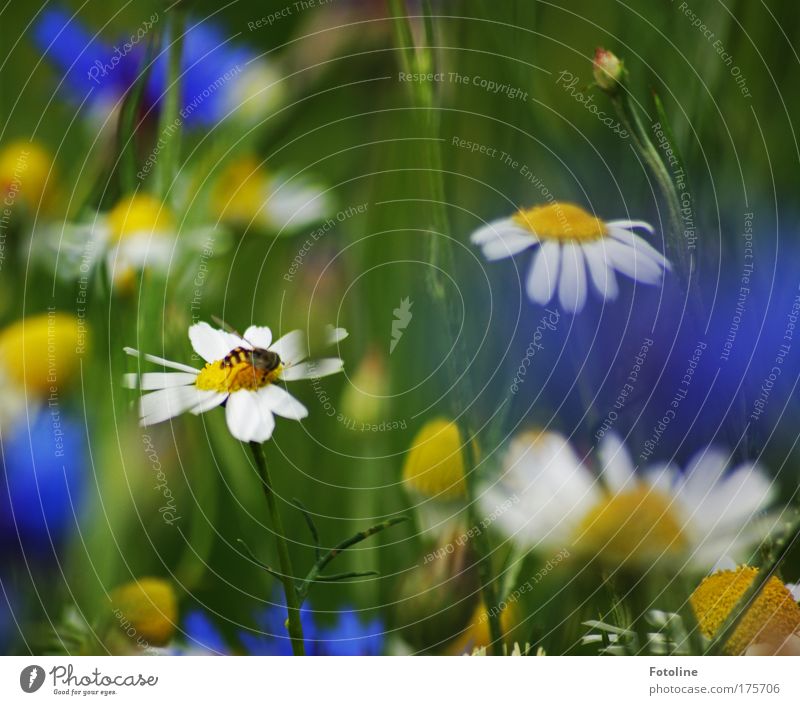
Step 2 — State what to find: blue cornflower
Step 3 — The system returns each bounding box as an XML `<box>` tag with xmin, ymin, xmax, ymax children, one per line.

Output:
<box><xmin>182</xmin><ymin>610</ymin><xmax>230</xmax><ymax>655</ymax></box>
<box><xmin>0</xmin><ymin>407</ymin><xmax>86</xmax><ymax>554</ymax></box>
<box><xmin>33</xmin><ymin>8</ymin><xmax>280</xmax><ymax>128</ymax></box>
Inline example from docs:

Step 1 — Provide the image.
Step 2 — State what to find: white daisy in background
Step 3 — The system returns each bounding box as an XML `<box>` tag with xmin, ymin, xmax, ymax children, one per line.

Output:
<box><xmin>471</xmin><ymin>202</ymin><xmax>670</xmax><ymax>312</ymax></box>
<box><xmin>38</xmin><ymin>193</ymin><xmax>220</xmax><ymax>290</ymax></box>
<box><xmin>479</xmin><ymin>431</ymin><xmax>778</xmax><ymax>572</ymax></box>
<box><xmin>212</xmin><ymin>155</ymin><xmax>332</xmax><ymax>234</ymax></box>
<box><xmin>123</xmin><ymin>321</ymin><xmax>347</xmax><ymax>442</ymax></box>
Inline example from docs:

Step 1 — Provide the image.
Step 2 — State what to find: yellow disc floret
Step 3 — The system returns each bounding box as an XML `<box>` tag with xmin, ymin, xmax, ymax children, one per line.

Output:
<box><xmin>195</xmin><ymin>347</ymin><xmax>282</xmax><ymax>392</ymax></box>
<box><xmin>402</xmin><ymin>418</ymin><xmax>470</xmax><ymax>500</ymax></box>
<box><xmin>512</xmin><ymin>202</ymin><xmax>607</xmax><ymax>242</ymax></box>
<box><xmin>0</xmin><ymin>312</ymin><xmax>86</xmax><ymax>395</ymax></box>
<box><xmin>107</xmin><ymin>194</ymin><xmax>174</xmax><ymax>243</ymax></box>
<box><xmin>574</xmin><ymin>485</ymin><xmax>688</xmax><ymax>567</ymax></box>
<box><xmin>0</xmin><ymin>140</ymin><xmax>54</xmax><ymax>207</ymax></box>
<box><xmin>212</xmin><ymin>156</ymin><xmax>269</xmax><ymax>225</ymax></box>
<box><xmin>690</xmin><ymin>566</ymin><xmax>800</xmax><ymax>655</ymax></box>
<box><xmin>110</xmin><ymin>577</ymin><xmax>178</xmax><ymax>647</ymax></box>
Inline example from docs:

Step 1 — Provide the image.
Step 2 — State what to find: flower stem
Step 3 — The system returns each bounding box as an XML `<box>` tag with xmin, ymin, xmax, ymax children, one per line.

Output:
<box><xmin>249</xmin><ymin>442</ymin><xmax>305</xmax><ymax>655</ymax></box>
<box><xmin>154</xmin><ymin>7</ymin><xmax>186</xmax><ymax>200</ymax></box>
<box><xmin>388</xmin><ymin>0</ymin><xmax>503</xmax><ymax>654</ymax></box>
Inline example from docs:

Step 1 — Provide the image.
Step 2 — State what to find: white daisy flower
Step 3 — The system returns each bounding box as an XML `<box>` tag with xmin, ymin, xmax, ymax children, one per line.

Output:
<box><xmin>123</xmin><ymin>321</ymin><xmax>347</xmax><ymax>443</ymax></box>
<box><xmin>39</xmin><ymin>193</ymin><xmax>220</xmax><ymax>290</ymax></box>
<box><xmin>479</xmin><ymin>431</ymin><xmax>777</xmax><ymax>572</ymax></box>
<box><xmin>471</xmin><ymin>202</ymin><xmax>670</xmax><ymax>312</ymax></box>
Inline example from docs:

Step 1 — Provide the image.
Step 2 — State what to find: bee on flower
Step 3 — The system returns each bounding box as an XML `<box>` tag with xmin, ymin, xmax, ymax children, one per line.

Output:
<box><xmin>211</xmin><ymin>156</ymin><xmax>332</xmax><ymax>234</ymax></box>
<box><xmin>479</xmin><ymin>431</ymin><xmax>778</xmax><ymax>572</ymax></box>
<box><xmin>36</xmin><ymin>193</ymin><xmax>224</xmax><ymax>291</ymax></box>
<box><xmin>123</xmin><ymin>321</ymin><xmax>347</xmax><ymax>442</ymax></box>
<box><xmin>471</xmin><ymin>201</ymin><xmax>670</xmax><ymax>312</ymax></box>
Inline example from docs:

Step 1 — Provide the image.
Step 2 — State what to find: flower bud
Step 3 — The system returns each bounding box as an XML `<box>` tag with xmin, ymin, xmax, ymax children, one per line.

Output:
<box><xmin>110</xmin><ymin>577</ymin><xmax>178</xmax><ymax>647</ymax></box>
<box><xmin>0</xmin><ymin>312</ymin><xmax>86</xmax><ymax>398</ymax></box>
<box><xmin>339</xmin><ymin>347</ymin><xmax>389</xmax><ymax>426</ymax></box>
<box><xmin>394</xmin><ymin>529</ymin><xmax>481</xmax><ymax>652</ymax></box>
<box><xmin>593</xmin><ymin>47</ymin><xmax>624</xmax><ymax>93</ymax></box>
<box><xmin>0</xmin><ymin>140</ymin><xmax>54</xmax><ymax>209</ymax></box>
<box><xmin>402</xmin><ymin>418</ymin><xmax>469</xmax><ymax>501</ymax></box>
<box><xmin>690</xmin><ymin>566</ymin><xmax>800</xmax><ymax>655</ymax></box>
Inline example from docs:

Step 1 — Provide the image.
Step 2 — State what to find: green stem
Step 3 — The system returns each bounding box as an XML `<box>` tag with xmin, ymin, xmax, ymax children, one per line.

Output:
<box><xmin>249</xmin><ymin>442</ymin><xmax>305</xmax><ymax>656</ymax></box>
<box><xmin>154</xmin><ymin>8</ymin><xmax>185</xmax><ymax>200</ymax></box>
<box><xmin>388</xmin><ymin>0</ymin><xmax>503</xmax><ymax>654</ymax></box>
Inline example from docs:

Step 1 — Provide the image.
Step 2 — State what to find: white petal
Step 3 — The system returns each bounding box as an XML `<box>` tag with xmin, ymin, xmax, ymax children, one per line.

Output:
<box><xmin>607</xmin><ymin>227</ymin><xmax>671</xmax><ymax>270</ymax></box>
<box><xmin>582</xmin><ymin>241</ymin><xmax>619</xmax><ymax>300</ymax></box>
<box><xmin>558</xmin><ymin>242</ymin><xmax>587</xmax><ymax>312</ymax></box>
<box><xmin>598</xmin><ymin>434</ymin><xmax>635</xmax><ymax>493</ymax></box>
<box><xmin>786</xmin><ymin>583</ymin><xmax>800</xmax><ymax>602</ymax></box>
<box><xmin>270</xmin><ymin>330</ymin><xmax>308</xmax><ymax>365</ymax></box>
<box><xmin>243</xmin><ymin>325</ymin><xmax>272</xmax><ymax>349</ymax></box>
<box><xmin>225</xmin><ymin>390</ymin><xmax>276</xmax><ymax>442</ymax></box>
<box><xmin>642</xmin><ymin>463</ymin><xmax>678</xmax><ymax>495</ymax></box>
<box><xmin>190</xmin><ymin>392</ymin><xmax>228</xmax><ymax>415</ymax></box>
<box><xmin>123</xmin><ymin>347</ymin><xmax>199</xmax><ymax>374</ymax></box>
<box><xmin>123</xmin><ymin>372</ymin><xmax>197</xmax><ymax>390</ymax></box>
<box><xmin>710</xmin><ymin>555</ymin><xmax>738</xmax><ymax>574</ymax></box>
<box><xmin>267</xmin><ymin>178</ymin><xmax>331</xmax><ymax>231</ymax></box>
<box><xmin>281</xmin><ymin>358</ymin><xmax>344</xmax><ymax>381</ymax></box>
<box><xmin>189</xmin><ymin>322</ymin><xmax>244</xmax><ymax>362</ymax></box>
<box><xmin>471</xmin><ymin>218</ymin><xmax>518</xmax><ymax>245</ymax></box>
<box><xmin>325</xmin><ymin>325</ymin><xmax>349</xmax><ymax>345</ymax></box>
<box><xmin>480</xmin><ymin>230</ymin><xmax>535</xmax><ymax>261</ymax></box>
<box><xmin>526</xmin><ymin>241</ymin><xmax>560</xmax><ymax>305</ymax></box>
<box><xmin>139</xmin><ymin>387</ymin><xmax>213</xmax><ymax>426</ymax></box>
<box><xmin>605</xmin><ymin>219</ymin><xmax>654</xmax><ymax>234</ymax></box>
<box><xmin>259</xmin><ymin>385</ymin><xmax>308</xmax><ymax>420</ymax></box>
<box><xmin>604</xmin><ymin>239</ymin><xmax>664</xmax><ymax>285</ymax></box>
<box><xmin>679</xmin><ymin>449</ymin><xmax>730</xmax><ymax>505</ymax></box>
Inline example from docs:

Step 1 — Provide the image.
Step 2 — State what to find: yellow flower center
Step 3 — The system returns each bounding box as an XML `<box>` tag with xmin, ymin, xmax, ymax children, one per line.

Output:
<box><xmin>107</xmin><ymin>194</ymin><xmax>174</xmax><ymax>243</ymax></box>
<box><xmin>0</xmin><ymin>140</ymin><xmax>54</xmax><ymax>207</ymax></box>
<box><xmin>446</xmin><ymin>601</ymin><xmax>519</xmax><ymax>655</ymax></box>
<box><xmin>573</xmin><ymin>485</ymin><xmax>688</xmax><ymax>567</ymax></box>
<box><xmin>212</xmin><ymin>156</ymin><xmax>270</xmax><ymax>225</ymax></box>
<box><xmin>690</xmin><ymin>566</ymin><xmax>800</xmax><ymax>655</ymax></box>
<box><xmin>402</xmin><ymin>418</ymin><xmax>470</xmax><ymax>500</ymax></box>
<box><xmin>0</xmin><ymin>312</ymin><xmax>86</xmax><ymax>395</ymax></box>
<box><xmin>195</xmin><ymin>347</ymin><xmax>282</xmax><ymax>392</ymax></box>
<box><xmin>512</xmin><ymin>202</ymin><xmax>607</xmax><ymax>242</ymax></box>
<box><xmin>110</xmin><ymin>577</ymin><xmax>177</xmax><ymax>647</ymax></box>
